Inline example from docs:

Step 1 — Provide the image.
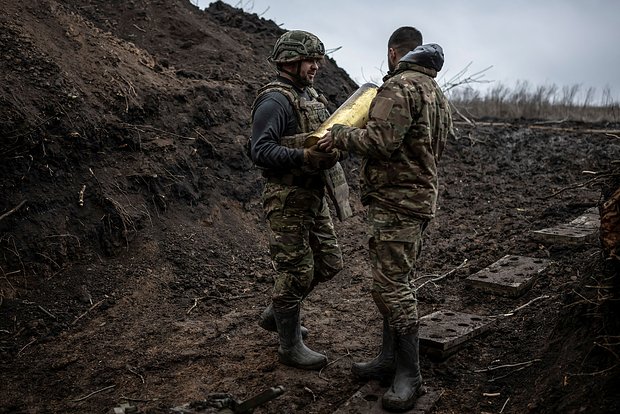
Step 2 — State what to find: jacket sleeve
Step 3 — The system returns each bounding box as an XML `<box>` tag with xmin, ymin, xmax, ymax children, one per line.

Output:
<box><xmin>251</xmin><ymin>92</ymin><xmax>305</xmax><ymax>169</ymax></box>
<box><xmin>332</xmin><ymin>80</ymin><xmax>417</xmax><ymax>160</ymax></box>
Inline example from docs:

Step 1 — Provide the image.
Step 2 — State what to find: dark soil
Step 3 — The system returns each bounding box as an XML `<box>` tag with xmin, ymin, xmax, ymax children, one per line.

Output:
<box><xmin>1</xmin><ymin>1</ymin><xmax>619</xmax><ymax>413</ymax></box>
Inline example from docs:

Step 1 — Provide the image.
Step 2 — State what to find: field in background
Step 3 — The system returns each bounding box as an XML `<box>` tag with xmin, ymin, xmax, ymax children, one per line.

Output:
<box><xmin>448</xmin><ymin>80</ymin><xmax>620</xmax><ymax>123</ymax></box>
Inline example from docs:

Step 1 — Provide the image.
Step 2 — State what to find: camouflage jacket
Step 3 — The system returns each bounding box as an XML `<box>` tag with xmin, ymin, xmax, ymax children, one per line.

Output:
<box><xmin>331</xmin><ymin>44</ymin><xmax>455</xmax><ymax>219</ymax></box>
<box><xmin>250</xmin><ymin>77</ymin><xmax>330</xmax><ymax>176</ymax></box>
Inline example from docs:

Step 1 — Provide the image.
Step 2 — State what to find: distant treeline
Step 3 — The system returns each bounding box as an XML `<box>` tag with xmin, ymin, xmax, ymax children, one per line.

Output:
<box><xmin>447</xmin><ymin>81</ymin><xmax>620</xmax><ymax>123</ymax></box>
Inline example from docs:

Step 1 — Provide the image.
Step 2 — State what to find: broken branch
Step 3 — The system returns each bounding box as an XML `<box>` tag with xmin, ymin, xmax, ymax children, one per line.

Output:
<box><xmin>16</xmin><ymin>339</ymin><xmax>36</xmax><ymax>358</ymax></box>
<box><xmin>0</xmin><ymin>200</ymin><xmax>27</xmax><ymax>222</ymax></box>
<box><xmin>37</xmin><ymin>305</ymin><xmax>57</xmax><ymax>320</ymax></box>
<box><xmin>78</xmin><ymin>184</ymin><xmax>86</xmax><ymax>207</ymax></box>
<box><xmin>72</xmin><ymin>385</ymin><xmax>116</xmax><ymax>402</ymax></box>
<box><xmin>451</xmin><ymin>102</ymin><xmax>475</xmax><ymax>126</ymax></box>
<box><xmin>414</xmin><ymin>259</ymin><xmax>468</xmax><ymax>291</ymax></box>
<box><xmin>126</xmin><ymin>365</ymin><xmax>145</xmax><ymax>383</ymax></box>
<box><xmin>119</xmin><ymin>395</ymin><xmax>157</xmax><ymax>402</ymax></box>
<box><xmin>544</xmin><ymin>173</ymin><xmax>614</xmax><ymax>199</ymax></box>
<box><xmin>499</xmin><ymin>397</ymin><xmax>510</xmax><ymax>413</ymax></box>
<box><xmin>493</xmin><ymin>295</ymin><xmax>551</xmax><ymax>318</ymax></box>
<box><xmin>474</xmin><ymin>359</ymin><xmax>541</xmax><ymax>373</ymax></box>
<box><xmin>319</xmin><ymin>348</ymin><xmax>352</xmax><ymax>381</ymax></box>
<box><xmin>304</xmin><ymin>386</ymin><xmax>317</xmax><ymax>402</ymax></box>
<box><xmin>71</xmin><ymin>299</ymin><xmax>105</xmax><ymax>325</ymax></box>
<box><xmin>187</xmin><ymin>297</ymin><xmax>200</xmax><ymax>314</ymax></box>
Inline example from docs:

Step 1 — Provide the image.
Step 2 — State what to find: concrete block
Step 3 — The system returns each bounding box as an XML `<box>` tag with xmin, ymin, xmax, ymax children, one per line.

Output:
<box><xmin>419</xmin><ymin>310</ymin><xmax>492</xmax><ymax>359</ymax></box>
<box><xmin>332</xmin><ymin>381</ymin><xmax>441</xmax><ymax>414</ymax></box>
<box><xmin>466</xmin><ymin>255</ymin><xmax>552</xmax><ymax>297</ymax></box>
<box><xmin>532</xmin><ymin>207</ymin><xmax>600</xmax><ymax>245</ymax></box>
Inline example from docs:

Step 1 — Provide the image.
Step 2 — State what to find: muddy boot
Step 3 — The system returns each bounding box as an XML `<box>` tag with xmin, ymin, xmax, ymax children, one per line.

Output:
<box><xmin>258</xmin><ymin>304</ymin><xmax>308</xmax><ymax>338</ymax></box>
<box><xmin>273</xmin><ymin>305</ymin><xmax>327</xmax><ymax>370</ymax></box>
<box><xmin>382</xmin><ymin>330</ymin><xmax>423</xmax><ymax>412</ymax></box>
<box><xmin>351</xmin><ymin>316</ymin><xmax>395</xmax><ymax>383</ymax></box>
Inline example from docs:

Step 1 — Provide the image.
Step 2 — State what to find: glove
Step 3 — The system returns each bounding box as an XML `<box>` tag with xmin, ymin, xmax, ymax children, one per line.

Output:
<box><xmin>330</xmin><ymin>124</ymin><xmax>347</xmax><ymax>138</ymax></box>
<box><xmin>304</xmin><ymin>145</ymin><xmax>339</xmax><ymax>170</ymax></box>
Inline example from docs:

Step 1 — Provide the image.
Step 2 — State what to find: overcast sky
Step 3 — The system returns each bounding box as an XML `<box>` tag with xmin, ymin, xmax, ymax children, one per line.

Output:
<box><xmin>196</xmin><ymin>0</ymin><xmax>620</xmax><ymax>102</ymax></box>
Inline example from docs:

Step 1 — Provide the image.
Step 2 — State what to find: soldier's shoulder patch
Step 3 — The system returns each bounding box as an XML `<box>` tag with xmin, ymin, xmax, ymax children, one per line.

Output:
<box><xmin>371</xmin><ymin>96</ymin><xmax>393</xmax><ymax>121</ymax></box>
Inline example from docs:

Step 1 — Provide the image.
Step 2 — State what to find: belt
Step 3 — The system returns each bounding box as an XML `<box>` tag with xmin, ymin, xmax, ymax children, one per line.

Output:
<box><xmin>263</xmin><ymin>172</ymin><xmax>324</xmax><ymax>189</ymax></box>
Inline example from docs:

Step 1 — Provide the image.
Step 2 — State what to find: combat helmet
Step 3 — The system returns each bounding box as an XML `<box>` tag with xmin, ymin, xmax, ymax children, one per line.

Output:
<box><xmin>269</xmin><ymin>30</ymin><xmax>325</xmax><ymax>64</ymax></box>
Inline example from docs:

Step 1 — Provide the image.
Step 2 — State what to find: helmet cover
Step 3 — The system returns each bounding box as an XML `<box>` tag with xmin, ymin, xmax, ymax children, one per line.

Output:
<box><xmin>269</xmin><ymin>30</ymin><xmax>325</xmax><ymax>64</ymax></box>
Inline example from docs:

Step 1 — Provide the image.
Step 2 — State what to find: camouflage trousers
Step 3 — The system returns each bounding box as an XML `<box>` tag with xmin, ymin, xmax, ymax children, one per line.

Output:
<box><xmin>367</xmin><ymin>203</ymin><xmax>428</xmax><ymax>334</ymax></box>
<box><xmin>263</xmin><ymin>181</ymin><xmax>343</xmax><ymax>311</ymax></box>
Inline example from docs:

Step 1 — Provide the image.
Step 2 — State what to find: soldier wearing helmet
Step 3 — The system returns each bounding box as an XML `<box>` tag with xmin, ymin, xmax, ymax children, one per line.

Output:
<box><xmin>268</xmin><ymin>30</ymin><xmax>326</xmax><ymax>86</ymax></box>
<box><xmin>250</xmin><ymin>30</ymin><xmax>343</xmax><ymax>370</ymax></box>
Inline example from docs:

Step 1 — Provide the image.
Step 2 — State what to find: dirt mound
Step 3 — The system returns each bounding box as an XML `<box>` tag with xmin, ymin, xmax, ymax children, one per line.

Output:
<box><xmin>0</xmin><ymin>0</ymin><xmax>357</xmax><ymax>286</ymax></box>
<box><xmin>1</xmin><ymin>1</ymin><xmax>619</xmax><ymax>413</ymax></box>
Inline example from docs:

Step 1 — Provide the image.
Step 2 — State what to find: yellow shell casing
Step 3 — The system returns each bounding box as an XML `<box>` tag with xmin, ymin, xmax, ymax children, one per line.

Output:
<box><xmin>304</xmin><ymin>82</ymin><xmax>378</xmax><ymax>148</ymax></box>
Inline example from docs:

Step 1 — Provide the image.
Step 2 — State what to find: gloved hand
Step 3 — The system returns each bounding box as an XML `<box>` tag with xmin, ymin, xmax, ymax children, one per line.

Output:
<box><xmin>330</xmin><ymin>124</ymin><xmax>346</xmax><ymax>137</ymax></box>
<box><xmin>318</xmin><ymin>124</ymin><xmax>346</xmax><ymax>152</ymax></box>
<box><xmin>304</xmin><ymin>145</ymin><xmax>339</xmax><ymax>170</ymax></box>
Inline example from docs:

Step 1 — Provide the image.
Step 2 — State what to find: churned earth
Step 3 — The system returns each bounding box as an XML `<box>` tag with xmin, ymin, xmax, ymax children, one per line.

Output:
<box><xmin>1</xmin><ymin>1</ymin><xmax>619</xmax><ymax>413</ymax></box>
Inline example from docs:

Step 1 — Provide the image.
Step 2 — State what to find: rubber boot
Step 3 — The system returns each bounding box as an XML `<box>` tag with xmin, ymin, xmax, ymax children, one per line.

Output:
<box><xmin>258</xmin><ymin>304</ymin><xmax>308</xmax><ymax>338</ymax></box>
<box><xmin>351</xmin><ymin>316</ymin><xmax>395</xmax><ymax>383</ymax></box>
<box><xmin>382</xmin><ymin>330</ymin><xmax>423</xmax><ymax>412</ymax></box>
<box><xmin>273</xmin><ymin>305</ymin><xmax>327</xmax><ymax>370</ymax></box>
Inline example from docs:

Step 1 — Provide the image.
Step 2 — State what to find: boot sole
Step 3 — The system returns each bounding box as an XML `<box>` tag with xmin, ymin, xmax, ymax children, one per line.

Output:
<box><xmin>280</xmin><ymin>356</ymin><xmax>327</xmax><ymax>370</ymax></box>
<box><xmin>381</xmin><ymin>384</ymin><xmax>425</xmax><ymax>412</ymax></box>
